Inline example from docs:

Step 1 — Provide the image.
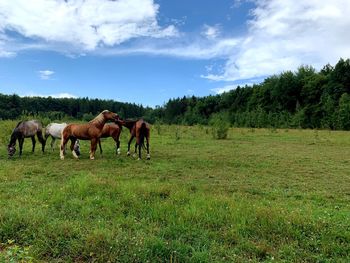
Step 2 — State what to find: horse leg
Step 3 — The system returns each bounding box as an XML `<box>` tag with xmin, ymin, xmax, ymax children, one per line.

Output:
<box><xmin>37</xmin><ymin>130</ymin><xmax>46</xmax><ymax>153</ymax></box>
<box><xmin>90</xmin><ymin>138</ymin><xmax>98</xmax><ymax>160</ymax></box>
<box><xmin>133</xmin><ymin>141</ymin><xmax>138</xmax><ymax>158</ymax></box>
<box><xmin>31</xmin><ymin>136</ymin><xmax>36</xmax><ymax>152</ymax></box>
<box><xmin>70</xmin><ymin>138</ymin><xmax>79</xmax><ymax>159</ymax></box>
<box><xmin>98</xmin><ymin>139</ymin><xmax>103</xmax><ymax>155</ymax></box>
<box><xmin>146</xmin><ymin>136</ymin><xmax>150</xmax><ymax>160</ymax></box>
<box><xmin>51</xmin><ymin>136</ymin><xmax>56</xmax><ymax>151</ymax></box>
<box><xmin>138</xmin><ymin>141</ymin><xmax>142</xmax><ymax>160</ymax></box>
<box><xmin>127</xmin><ymin>135</ymin><xmax>134</xmax><ymax>156</ymax></box>
<box><xmin>60</xmin><ymin>135</ymin><xmax>69</xmax><ymax>160</ymax></box>
<box><xmin>19</xmin><ymin>138</ymin><xmax>24</xmax><ymax>156</ymax></box>
<box><xmin>44</xmin><ymin>133</ymin><xmax>50</xmax><ymax>151</ymax></box>
<box><xmin>116</xmin><ymin>138</ymin><xmax>121</xmax><ymax>155</ymax></box>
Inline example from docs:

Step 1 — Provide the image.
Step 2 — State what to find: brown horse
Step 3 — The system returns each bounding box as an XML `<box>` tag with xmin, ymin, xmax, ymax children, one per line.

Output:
<box><xmin>60</xmin><ymin>110</ymin><xmax>119</xmax><ymax>160</ymax></box>
<box><xmin>7</xmin><ymin>120</ymin><xmax>46</xmax><ymax>157</ymax></box>
<box><xmin>118</xmin><ymin>119</ymin><xmax>150</xmax><ymax>160</ymax></box>
<box><xmin>98</xmin><ymin>122</ymin><xmax>122</xmax><ymax>155</ymax></box>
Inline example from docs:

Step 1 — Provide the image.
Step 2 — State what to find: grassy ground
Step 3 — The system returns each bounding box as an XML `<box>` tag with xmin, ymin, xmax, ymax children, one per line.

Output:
<box><xmin>0</xmin><ymin>122</ymin><xmax>349</xmax><ymax>262</ymax></box>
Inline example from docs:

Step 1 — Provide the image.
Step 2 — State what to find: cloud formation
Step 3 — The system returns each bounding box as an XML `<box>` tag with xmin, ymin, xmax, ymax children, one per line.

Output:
<box><xmin>205</xmin><ymin>0</ymin><xmax>350</xmax><ymax>81</ymax></box>
<box><xmin>23</xmin><ymin>92</ymin><xmax>77</xmax><ymax>99</ymax></box>
<box><xmin>1</xmin><ymin>0</ymin><xmax>350</xmax><ymax>87</ymax></box>
<box><xmin>0</xmin><ymin>0</ymin><xmax>176</xmax><ymax>52</ymax></box>
<box><xmin>38</xmin><ymin>70</ymin><xmax>54</xmax><ymax>80</ymax></box>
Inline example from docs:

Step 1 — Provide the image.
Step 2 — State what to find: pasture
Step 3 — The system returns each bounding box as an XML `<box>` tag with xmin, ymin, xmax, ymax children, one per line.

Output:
<box><xmin>0</xmin><ymin>121</ymin><xmax>349</xmax><ymax>262</ymax></box>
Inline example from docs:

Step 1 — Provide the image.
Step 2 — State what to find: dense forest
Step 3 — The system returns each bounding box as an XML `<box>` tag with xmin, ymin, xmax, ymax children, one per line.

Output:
<box><xmin>1</xmin><ymin>58</ymin><xmax>350</xmax><ymax>129</ymax></box>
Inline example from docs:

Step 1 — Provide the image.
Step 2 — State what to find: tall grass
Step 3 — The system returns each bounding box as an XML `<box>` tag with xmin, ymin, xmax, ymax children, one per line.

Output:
<box><xmin>0</xmin><ymin>123</ymin><xmax>349</xmax><ymax>262</ymax></box>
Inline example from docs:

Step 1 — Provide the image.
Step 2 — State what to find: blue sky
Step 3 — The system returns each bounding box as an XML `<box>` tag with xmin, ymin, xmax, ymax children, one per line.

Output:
<box><xmin>0</xmin><ymin>0</ymin><xmax>350</xmax><ymax>107</ymax></box>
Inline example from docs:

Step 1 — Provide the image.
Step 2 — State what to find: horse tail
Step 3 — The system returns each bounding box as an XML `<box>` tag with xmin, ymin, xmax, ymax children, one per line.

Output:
<box><xmin>45</xmin><ymin>124</ymin><xmax>51</xmax><ymax>137</ymax></box>
<box><xmin>139</xmin><ymin>122</ymin><xmax>147</xmax><ymax>149</ymax></box>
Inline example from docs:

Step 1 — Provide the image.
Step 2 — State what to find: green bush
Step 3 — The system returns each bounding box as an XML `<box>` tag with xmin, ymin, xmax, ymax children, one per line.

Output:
<box><xmin>209</xmin><ymin>112</ymin><xmax>230</xmax><ymax>139</ymax></box>
<box><xmin>82</xmin><ymin>112</ymin><xmax>94</xmax><ymax>122</ymax></box>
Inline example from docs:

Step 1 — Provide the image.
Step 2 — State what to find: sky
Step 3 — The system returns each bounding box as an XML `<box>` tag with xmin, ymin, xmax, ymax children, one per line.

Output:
<box><xmin>0</xmin><ymin>0</ymin><xmax>350</xmax><ymax>107</ymax></box>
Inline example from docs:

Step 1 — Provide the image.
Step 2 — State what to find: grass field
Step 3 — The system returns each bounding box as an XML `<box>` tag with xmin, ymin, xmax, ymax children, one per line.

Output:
<box><xmin>0</xmin><ymin>122</ymin><xmax>349</xmax><ymax>262</ymax></box>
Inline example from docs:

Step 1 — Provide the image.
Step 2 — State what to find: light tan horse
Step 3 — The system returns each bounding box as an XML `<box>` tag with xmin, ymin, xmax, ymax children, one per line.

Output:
<box><xmin>118</xmin><ymin>119</ymin><xmax>150</xmax><ymax>160</ymax></box>
<box><xmin>60</xmin><ymin>110</ymin><xmax>119</xmax><ymax>160</ymax></box>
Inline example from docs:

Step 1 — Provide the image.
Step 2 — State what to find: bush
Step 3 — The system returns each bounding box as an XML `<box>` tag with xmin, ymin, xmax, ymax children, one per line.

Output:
<box><xmin>209</xmin><ymin>113</ymin><xmax>230</xmax><ymax>139</ymax></box>
<box><xmin>82</xmin><ymin>112</ymin><xmax>94</xmax><ymax>122</ymax></box>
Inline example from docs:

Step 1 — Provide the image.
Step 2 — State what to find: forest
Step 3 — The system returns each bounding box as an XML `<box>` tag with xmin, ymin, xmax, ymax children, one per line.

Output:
<box><xmin>1</xmin><ymin>58</ymin><xmax>350</xmax><ymax>130</ymax></box>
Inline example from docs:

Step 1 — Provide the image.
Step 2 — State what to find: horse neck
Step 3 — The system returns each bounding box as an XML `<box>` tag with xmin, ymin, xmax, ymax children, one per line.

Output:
<box><xmin>9</xmin><ymin>130</ymin><xmax>19</xmax><ymax>146</ymax></box>
<box><xmin>90</xmin><ymin>113</ymin><xmax>107</xmax><ymax>129</ymax></box>
<box><xmin>123</xmin><ymin>120</ymin><xmax>136</xmax><ymax>131</ymax></box>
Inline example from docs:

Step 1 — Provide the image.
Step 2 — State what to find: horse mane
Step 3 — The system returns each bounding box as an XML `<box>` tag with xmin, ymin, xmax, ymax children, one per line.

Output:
<box><xmin>15</xmin><ymin>121</ymin><xmax>23</xmax><ymax>128</ymax></box>
<box><xmin>90</xmin><ymin>110</ymin><xmax>108</xmax><ymax>125</ymax></box>
<box><xmin>9</xmin><ymin>127</ymin><xmax>20</xmax><ymax>146</ymax></box>
<box><xmin>123</xmin><ymin>119</ymin><xmax>137</xmax><ymax>130</ymax></box>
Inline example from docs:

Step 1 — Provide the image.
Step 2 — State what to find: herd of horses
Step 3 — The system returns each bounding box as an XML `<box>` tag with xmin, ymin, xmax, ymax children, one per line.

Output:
<box><xmin>7</xmin><ymin>110</ymin><xmax>151</xmax><ymax>160</ymax></box>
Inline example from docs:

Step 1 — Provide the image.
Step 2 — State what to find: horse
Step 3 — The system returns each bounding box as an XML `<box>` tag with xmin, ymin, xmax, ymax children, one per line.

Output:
<box><xmin>117</xmin><ymin>119</ymin><xmax>150</xmax><ymax>160</ymax></box>
<box><xmin>45</xmin><ymin>123</ymin><xmax>80</xmax><ymax>155</ymax></box>
<box><xmin>7</xmin><ymin>120</ymin><xmax>46</xmax><ymax>157</ymax></box>
<box><xmin>60</xmin><ymin>110</ymin><xmax>119</xmax><ymax>160</ymax></box>
<box><xmin>97</xmin><ymin>123</ymin><xmax>122</xmax><ymax>155</ymax></box>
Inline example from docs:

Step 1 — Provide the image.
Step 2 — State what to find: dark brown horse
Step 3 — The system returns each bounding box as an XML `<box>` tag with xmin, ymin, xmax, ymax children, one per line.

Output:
<box><xmin>60</xmin><ymin>110</ymin><xmax>119</xmax><ymax>160</ymax></box>
<box><xmin>98</xmin><ymin>122</ymin><xmax>122</xmax><ymax>155</ymax></box>
<box><xmin>7</xmin><ymin>120</ymin><xmax>46</xmax><ymax>157</ymax></box>
<box><xmin>118</xmin><ymin>119</ymin><xmax>150</xmax><ymax>160</ymax></box>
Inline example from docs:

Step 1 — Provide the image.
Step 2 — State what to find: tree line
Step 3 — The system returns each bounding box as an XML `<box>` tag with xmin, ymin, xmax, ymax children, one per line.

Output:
<box><xmin>1</xmin><ymin>58</ymin><xmax>350</xmax><ymax>129</ymax></box>
<box><xmin>0</xmin><ymin>95</ymin><xmax>151</xmax><ymax>122</ymax></box>
<box><xmin>157</xmin><ymin>58</ymin><xmax>350</xmax><ymax>130</ymax></box>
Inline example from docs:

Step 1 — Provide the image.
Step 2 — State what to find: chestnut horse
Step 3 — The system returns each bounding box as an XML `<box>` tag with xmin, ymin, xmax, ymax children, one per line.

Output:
<box><xmin>60</xmin><ymin>110</ymin><xmax>119</xmax><ymax>160</ymax></box>
<box><xmin>45</xmin><ymin>122</ymin><xmax>80</xmax><ymax>155</ymax></box>
<box><xmin>97</xmin><ymin>122</ymin><xmax>122</xmax><ymax>155</ymax></box>
<box><xmin>7</xmin><ymin>120</ymin><xmax>46</xmax><ymax>157</ymax></box>
<box><xmin>118</xmin><ymin>119</ymin><xmax>150</xmax><ymax>160</ymax></box>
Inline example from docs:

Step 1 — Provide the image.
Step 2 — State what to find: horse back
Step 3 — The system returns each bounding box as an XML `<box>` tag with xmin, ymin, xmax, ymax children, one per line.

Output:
<box><xmin>100</xmin><ymin>123</ymin><xmax>121</xmax><ymax>138</ymax></box>
<box><xmin>64</xmin><ymin>123</ymin><xmax>102</xmax><ymax>140</ymax></box>
<box><xmin>18</xmin><ymin>120</ymin><xmax>43</xmax><ymax>137</ymax></box>
<box><xmin>135</xmin><ymin>120</ymin><xmax>150</xmax><ymax>137</ymax></box>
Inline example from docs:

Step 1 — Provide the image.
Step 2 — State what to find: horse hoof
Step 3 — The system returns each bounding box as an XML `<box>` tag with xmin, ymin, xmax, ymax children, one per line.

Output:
<box><xmin>127</xmin><ymin>152</ymin><xmax>130</xmax><ymax>156</ymax></box>
<box><xmin>137</xmin><ymin>158</ymin><xmax>141</xmax><ymax>161</ymax></box>
<box><xmin>147</xmin><ymin>154</ymin><xmax>150</xmax><ymax>160</ymax></box>
<box><xmin>90</xmin><ymin>156</ymin><xmax>95</xmax><ymax>160</ymax></box>
<box><xmin>60</xmin><ymin>156</ymin><xmax>64</xmax><ymax>160</ymax></box>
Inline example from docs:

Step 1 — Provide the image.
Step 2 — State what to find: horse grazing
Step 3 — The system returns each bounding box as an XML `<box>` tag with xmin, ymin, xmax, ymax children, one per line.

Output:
<box><xmin>118</xmin><ymin>119</ymin><xmax>150</xmax><ymax>160</ymax></box>
<box><xmin>60</xmin><ymin>110</ymin><xmax>119</xmax><ymax>160</ymax></box>
<box><xmin>7</xmin><ymin>120</ymin><xmax>46</xmax><ymax>157</ymax></box>
<box><xmin>45</xmin><ymin>123</ymin><xmax>80</xmax><ymax>155</ymax></box>
<box><xmin>98</xmin><ymin>123</ymin><xmax>122</xmax><ymax>155</ymax></box>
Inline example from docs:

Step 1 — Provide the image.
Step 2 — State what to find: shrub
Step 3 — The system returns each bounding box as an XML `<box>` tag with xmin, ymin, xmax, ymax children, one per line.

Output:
<box><xmin>209</xmin><ymin>112</ymin><xmax>230</xmax><ymax>139</ymax></box>
<box><xmin>82</xmin><ymin>112</ymin><xmax>94</xmax><ymax>122</ymax></box>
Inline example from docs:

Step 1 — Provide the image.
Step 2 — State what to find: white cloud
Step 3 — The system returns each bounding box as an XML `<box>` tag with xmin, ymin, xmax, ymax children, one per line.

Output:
<box><xmin>38</xmin><ymin>70</ymin><xmax>54</xmax><ymax>80</ymax></box>
<box><xmin>202</xmin><ymin>24</ymin><xmax>220</xmax><ymax>39</ymax></box>
<box><xmin>23</xmin><ymin>92</ymin><xmax>77</xmax><ymax>99</ymax></box>
<box><xmin>0</xmin><ymin>0</ymin><xmax>177</xmax><ymax>52</ymax></box>
<box><xmin>211</xmin><ymin>78</ymin><xmax>263</xmax><ymax>94</ymax></box>
<box><xmin>98</xmin><ymin>37</ymin><xmax>241</xmax><ymax>59</ymax></box>
<box><xmin>211</xmin><ymin>84</ymin><xmax>239</xmax><ymax>94</ymax></box>
<box><xmin>1</xmin><ymin>0</ymin><xmax>349</xmax><ymax>86</ymax></box>
<box><xmin>205</xmin><ymin>0</ymin><xmax>350</xmax><ymax>81</ymax></box>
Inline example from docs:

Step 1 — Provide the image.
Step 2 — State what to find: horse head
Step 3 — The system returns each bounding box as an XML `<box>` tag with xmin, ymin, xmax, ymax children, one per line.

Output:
<box><xmin>7</xmin><ymin>144</ymin><xmax>16</xmax><ymax>157</ymax></box>
<box><xmin>73</xmin><ymin>140</ymin><xmax>81</xmax><ymax>156</ymax></box>
<box><xmin>115</xmin><ymin>119</ymin><xmax>126</xmax><ymax>126</ymax></box>
<box><xmin>101</xmin><ymin>110</ymin><xmax>119</xmax><ymax>122</ymax></box>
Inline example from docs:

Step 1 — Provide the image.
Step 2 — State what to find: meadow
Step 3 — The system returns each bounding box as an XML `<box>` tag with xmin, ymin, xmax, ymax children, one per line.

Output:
<box><xmin>0</xmin><ymin>121</ymin><xmax>349</xmax><ymax>262</ymax></box>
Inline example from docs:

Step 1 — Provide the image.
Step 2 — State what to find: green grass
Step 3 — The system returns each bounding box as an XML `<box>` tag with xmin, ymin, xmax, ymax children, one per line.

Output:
<box><xmin>0</xmin><ymin>122</ymin><xmax>349</xmax><ymax>262</ymax></box>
